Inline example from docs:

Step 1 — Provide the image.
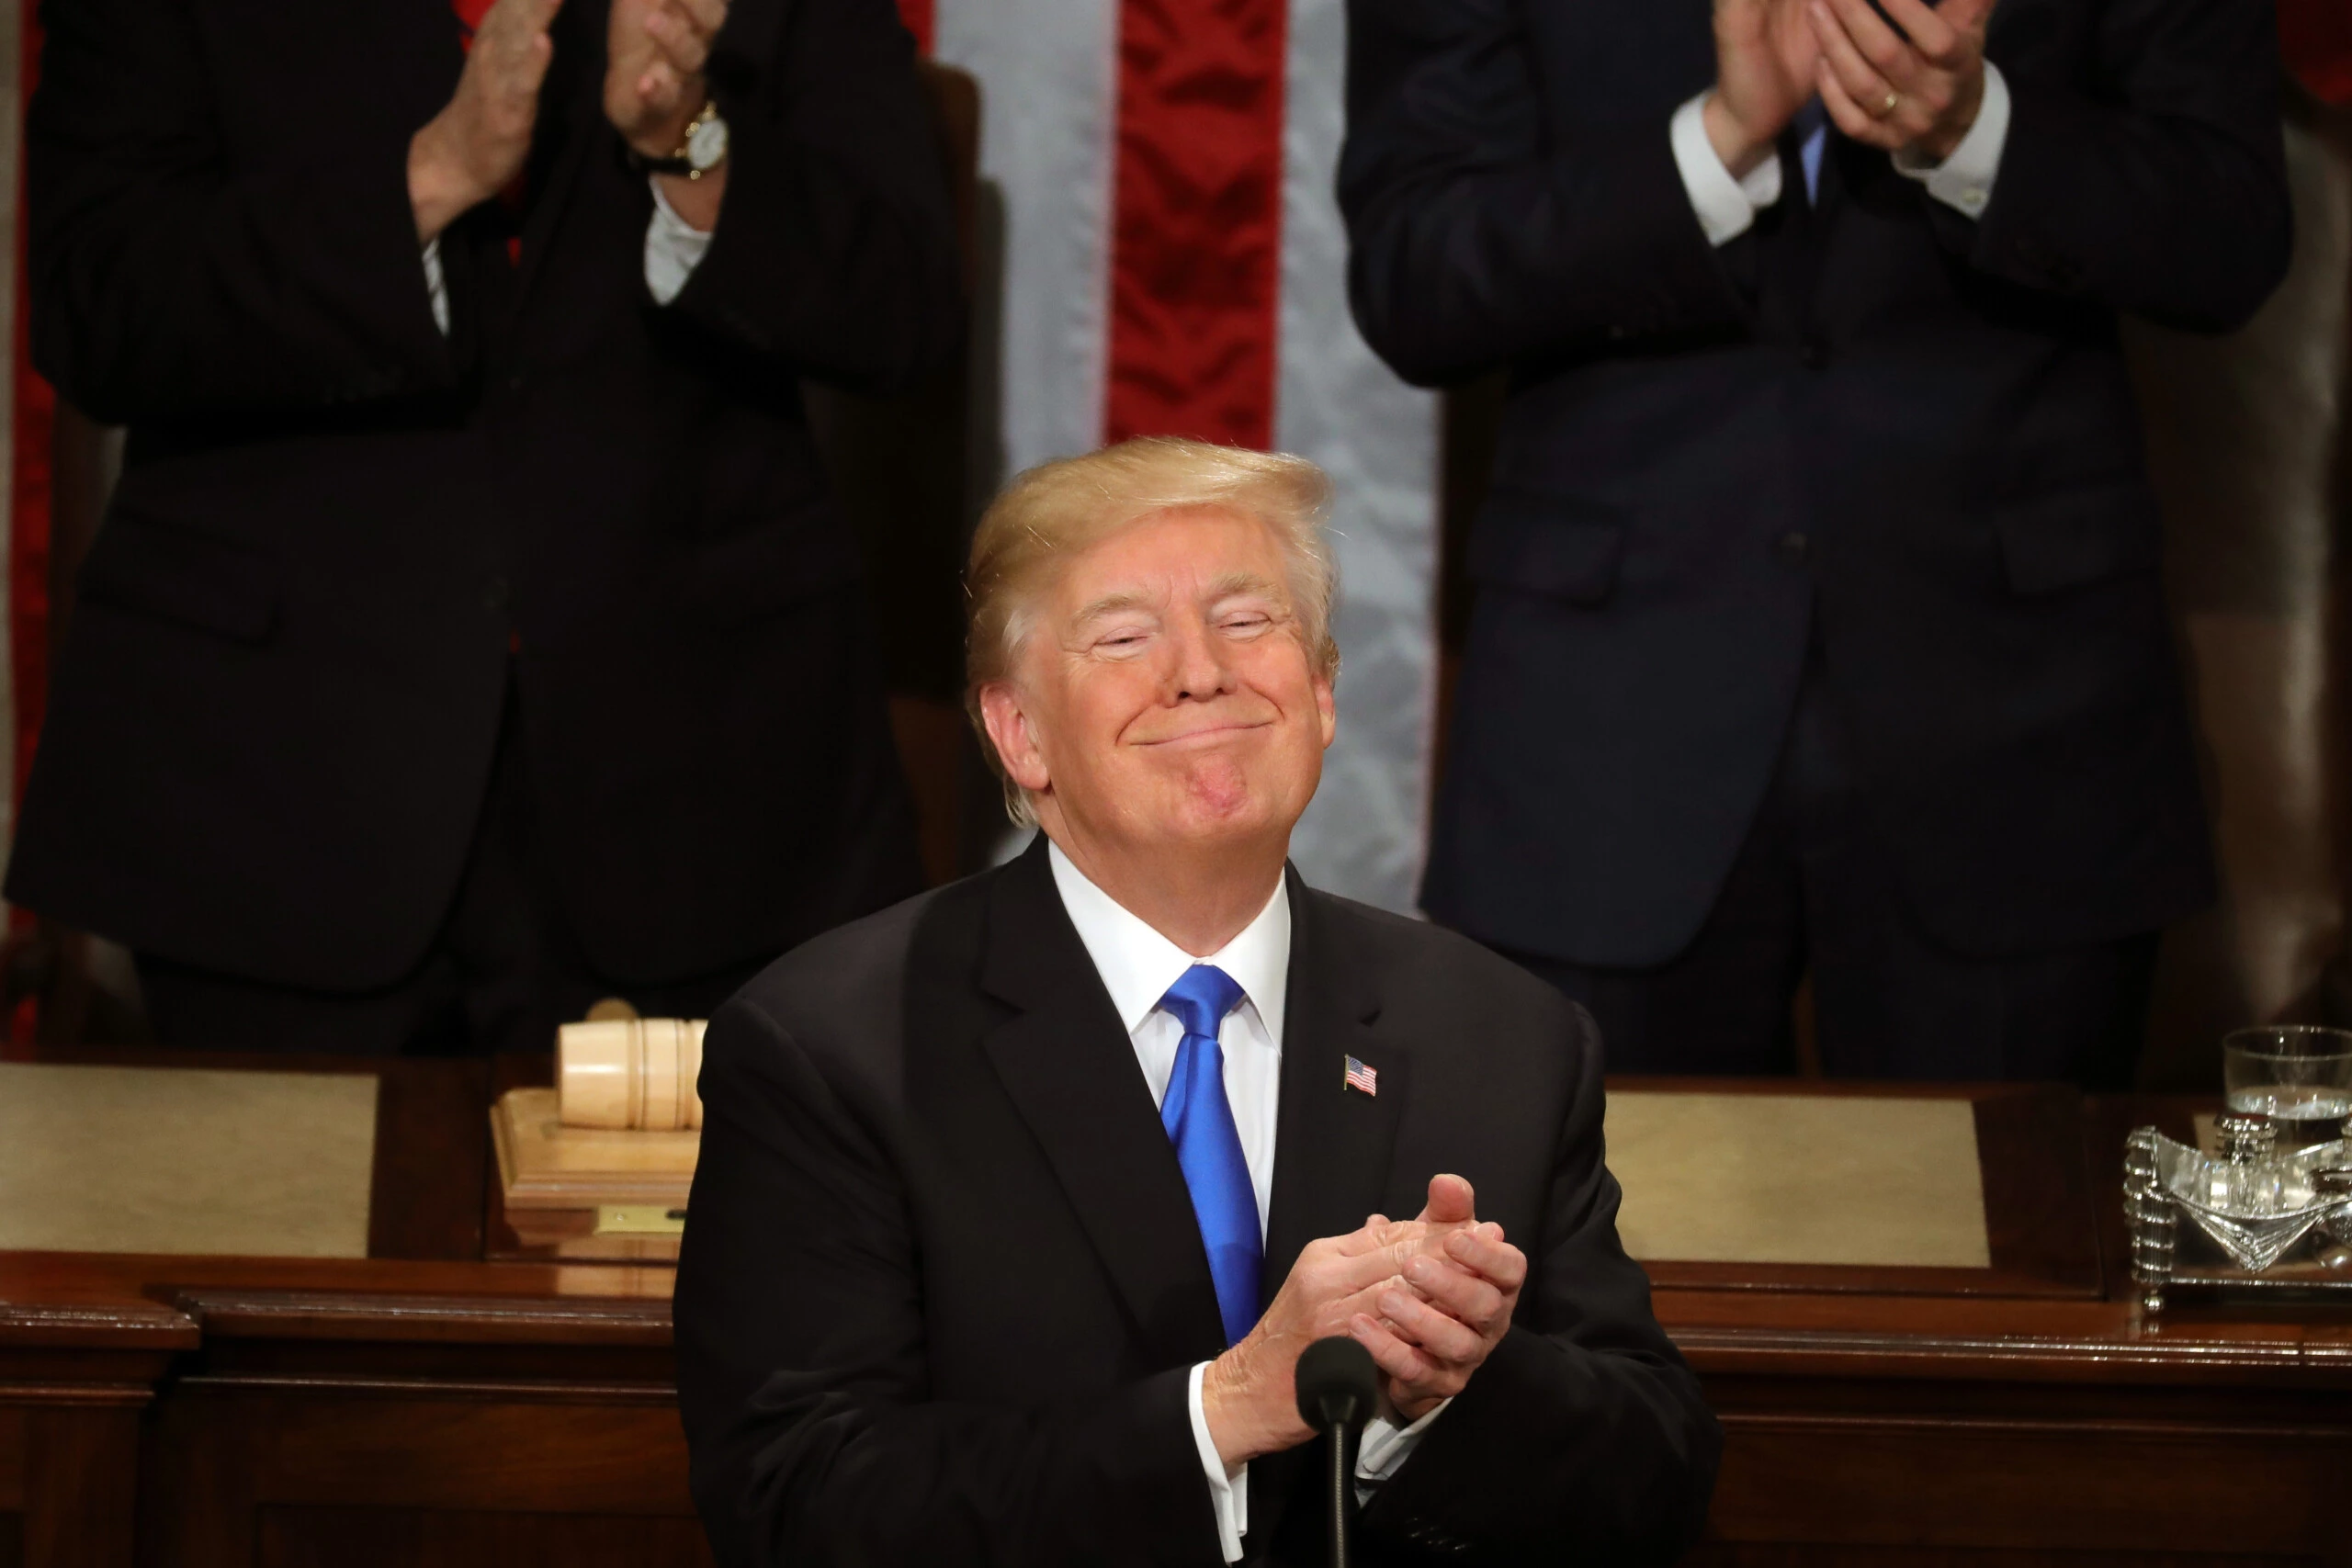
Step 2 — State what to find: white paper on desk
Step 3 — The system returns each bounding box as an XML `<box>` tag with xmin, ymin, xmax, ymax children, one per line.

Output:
<box><xmin>1604</xmin><ymin>1092</ymin><xmax>1993</xmax><ymax>1269</ymax></box>
<box><xmin>0</xmin><ymin>1063</ymin><xmax>377</xmax><ymax>1258</ymax></box>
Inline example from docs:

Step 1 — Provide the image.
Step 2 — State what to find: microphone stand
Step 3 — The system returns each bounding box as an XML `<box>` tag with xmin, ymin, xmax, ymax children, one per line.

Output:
<box><xmin>1294</xmin><ymin>1337</ymin><xmax>1379</xmax><ymax>1568</ymax></box>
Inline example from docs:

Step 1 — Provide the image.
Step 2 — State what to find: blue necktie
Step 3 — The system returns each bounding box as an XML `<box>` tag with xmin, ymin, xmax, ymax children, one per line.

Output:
<box><xmin>1158</xmin><ymin>964</ymin><xmax>1261</xmax><ymax>1345</ymax></box>
<box><xmin>1794</xmin><ymin>98</ymin><xmax>1829</xmax><ymax>204</ymax></box>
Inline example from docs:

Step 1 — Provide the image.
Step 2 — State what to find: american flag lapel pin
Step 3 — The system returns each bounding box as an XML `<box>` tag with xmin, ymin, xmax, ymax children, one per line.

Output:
<box><xmin>1343</xmin><ymin>1055</ymin><xmax>1378</xmax><ymax>1097</ymax></box>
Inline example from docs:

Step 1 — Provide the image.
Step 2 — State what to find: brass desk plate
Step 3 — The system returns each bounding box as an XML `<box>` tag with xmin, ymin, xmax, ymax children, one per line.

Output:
<box><xmin>594</xmin><ymin>1205</ymin><xmax>686</xmax><ymax>1236</ymax></box>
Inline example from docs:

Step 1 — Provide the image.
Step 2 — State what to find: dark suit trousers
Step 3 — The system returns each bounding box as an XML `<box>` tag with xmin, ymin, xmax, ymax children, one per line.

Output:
<box><xmin>137</xmin><ymin>676</ymin><xmax>768</xmax><ymax>1056</ymax></box>
<box><xmin>1502</xmin><ymin>642</ymin><xmax>2159</xmax><ymax>1089</ymax></box>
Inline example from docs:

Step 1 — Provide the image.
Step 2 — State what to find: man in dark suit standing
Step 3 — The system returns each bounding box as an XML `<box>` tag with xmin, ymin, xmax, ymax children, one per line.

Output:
<box><xmin>1340</xmin><ymin>0</ymin><xmax>2290</xmax><ymax>1082</ymax></box>
<box><xmin>673</xmin><ymin>438</ymin><xmax>1718</xmax><ymax>1564</ymax></box>
<box><xmin>8</xmin><ymin>0</ymin><xmax>959</xmax><ymax>1051</ymax></box>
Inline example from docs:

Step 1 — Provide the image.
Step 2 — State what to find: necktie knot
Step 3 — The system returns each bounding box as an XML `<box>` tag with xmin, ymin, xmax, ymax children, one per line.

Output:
<box><xmin>1159</xmin><ymin>964</ymin><xmax>1245</xmax><ymax>1043</ymax></box>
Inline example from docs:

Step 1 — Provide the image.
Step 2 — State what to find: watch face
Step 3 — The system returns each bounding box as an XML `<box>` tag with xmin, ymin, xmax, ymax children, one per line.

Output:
<box><xmin>688</xmin><ymin>115</ymin><xmax>729</xmax><ymax>173</ymax></box>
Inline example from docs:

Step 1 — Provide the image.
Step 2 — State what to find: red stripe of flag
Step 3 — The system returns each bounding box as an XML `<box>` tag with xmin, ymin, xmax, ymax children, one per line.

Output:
<box><xmin>894</xmin><ymin>0</ymin><xmax>933</xmax><ymax>56</ymax></box>
<box><xmin>1102</xmin><ymin>0</ymin><xmax>1286</xmax><ymax>448</ymax></box>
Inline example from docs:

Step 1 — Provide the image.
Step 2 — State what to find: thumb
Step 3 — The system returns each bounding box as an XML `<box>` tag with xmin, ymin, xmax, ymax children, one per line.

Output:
<box><xmin>1944</xmin><ymin>0</ymin><xmax>1996</xmax><ymax>34</ymax></box>
<box><xmin>1417</xmin><ymin>1173</ymin><xmax>1476</xmax><ymax>1228</ymax></box>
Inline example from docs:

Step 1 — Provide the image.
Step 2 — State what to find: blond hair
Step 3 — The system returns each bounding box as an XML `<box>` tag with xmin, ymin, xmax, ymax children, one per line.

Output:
<box><xmin>964</xmin><ymin>436</ymin><xmax>1340</xmax><ymax>824</ymax></box>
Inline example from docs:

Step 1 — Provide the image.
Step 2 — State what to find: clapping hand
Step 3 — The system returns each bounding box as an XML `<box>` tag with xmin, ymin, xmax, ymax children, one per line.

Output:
<box><xmin>1351</xmin><ymin>1175</ymin><xmax>1527</xmax><ymax>1420</ymax></box>
<box><xmin>605</xmin><ymin>0</ymin><xmax>729</xmax><ymax>157</ymax></box>
<box><xmin>1201</xmin><ymin>1212</ymin><xmax>1437</xmax><ymax>1464</ymax></box>
<box><xmin>409</xmin><ymin>0</ymin><xmax>564</xmax><ymax>243</ymax></box>
<box><xmin>1200</xmin><ymin>1175</ymin><xmax>1529</xmax><ymax>1464</ymax></box>
<box><xmin>1705</xmin><ymin>0</ymin><xmax>1825</xmax><ymax>178</ymax></box>
<box><xmin>1807</xmin><ymin>0</ymin><xmax>1997</xmax><ymax>164</ymax></box>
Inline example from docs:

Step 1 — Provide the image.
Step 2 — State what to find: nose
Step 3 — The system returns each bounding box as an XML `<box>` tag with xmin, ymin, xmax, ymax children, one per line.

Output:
<box><xmin>1163</xmin><ymin>611</ymin><xmax>1235</xmax><ymax>704</ymax></box>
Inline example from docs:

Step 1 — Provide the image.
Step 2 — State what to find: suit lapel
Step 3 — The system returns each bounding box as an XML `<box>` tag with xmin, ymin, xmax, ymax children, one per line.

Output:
<box><xmin>978</xmin><ymin>841</ymin><xmax>1229</xmax><ymax>1369</ymax></box>
<box><xmin>513</xmin><ymin>0</ymin><xmax>608</xmax><ymax>302</ymax></box>
<box><xmin>1261</xmin><ymin>870</ymin><xmax>1404</xmax><ymax>1301</ymax></box>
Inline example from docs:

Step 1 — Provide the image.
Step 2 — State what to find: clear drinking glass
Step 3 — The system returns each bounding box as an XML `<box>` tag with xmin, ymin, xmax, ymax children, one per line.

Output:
<box><xmin>2222</xmin><ymin>1025</ymin><xmax>2352</xmax><ymax>1149</ymax></box>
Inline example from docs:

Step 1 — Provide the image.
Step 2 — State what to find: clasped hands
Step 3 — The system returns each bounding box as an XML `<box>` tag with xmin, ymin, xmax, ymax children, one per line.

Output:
<box><xmin>408</xmin><ymin>0</ymin><xmax>730</xmax><ymax>243</ymax></box>
<box><xmin>1705</xmin><ymin>0</ymin><xmax>1998</xmax><ymax>183</ymax></box>
<box><xmin>1201</xmin><ymin>1175</ymin><xmax>1527</xmax><ymax>1468</ymax></box>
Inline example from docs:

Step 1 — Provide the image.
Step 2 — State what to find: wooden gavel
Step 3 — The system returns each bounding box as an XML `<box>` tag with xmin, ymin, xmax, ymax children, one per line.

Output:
<box><xmin>557</xmin><ymin>1018</ymin><xmax>707</xmax><ymax>1131</ymax></box>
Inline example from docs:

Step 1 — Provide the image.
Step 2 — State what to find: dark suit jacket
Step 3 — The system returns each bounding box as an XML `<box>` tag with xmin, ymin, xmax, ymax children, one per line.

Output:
<box><xmin>674</xmin><ymin>839</ymin><xmax>1719</xmax><ymax>1566</ymax></box>
<box><xmin>6</xmin><ymin>0</ymin><xmax>959</xmax><ymax>988</ymax></box>
<box><xmin>1340</xmin><ymin>0</ymin><xmax>2290</xmax><ymax>968</ymax></box>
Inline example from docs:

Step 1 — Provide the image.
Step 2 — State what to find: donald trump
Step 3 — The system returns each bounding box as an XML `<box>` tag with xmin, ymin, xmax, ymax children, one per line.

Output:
<box><xmin>675</xmin><ymin>438</ymin><xmax>1719</xmax><ymax>1564</ymax></box>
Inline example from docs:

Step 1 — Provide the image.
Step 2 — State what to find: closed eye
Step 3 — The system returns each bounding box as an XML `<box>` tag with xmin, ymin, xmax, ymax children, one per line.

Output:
<box><xmin>1093</xmin><ymin>626</ymin><xmax>1154</xmax><ymax>655</ymax></box>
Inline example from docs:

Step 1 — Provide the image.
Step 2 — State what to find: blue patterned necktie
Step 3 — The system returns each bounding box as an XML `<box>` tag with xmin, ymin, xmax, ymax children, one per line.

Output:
<box><xmin>1157</xmin><ymin>964</ymin><xmax>1261</xmax><ymax>1345</ymax></box>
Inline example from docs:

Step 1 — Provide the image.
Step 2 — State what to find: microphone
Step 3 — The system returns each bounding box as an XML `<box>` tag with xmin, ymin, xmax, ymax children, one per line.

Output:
<box><xmin>1294</xmin><ymin>1337</ymin><xmax>1379</xmax><ymax>1568</ymax></box>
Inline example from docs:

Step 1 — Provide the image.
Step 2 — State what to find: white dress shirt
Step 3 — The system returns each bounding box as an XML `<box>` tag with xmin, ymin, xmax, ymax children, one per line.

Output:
<box><xmin>423</xmin><ymin>178</ymin><xmax>713</xmax><ymax>334</ymax></box>
<box><xmin>1669</xmin><ymin>64</ymin><xmax>2013</xmax><ymax>247</ymax></box>
<box><xmin>1046</xmin><ymin>842</ymin><xmax>1444</xmax><ymax>1563</ymax></box>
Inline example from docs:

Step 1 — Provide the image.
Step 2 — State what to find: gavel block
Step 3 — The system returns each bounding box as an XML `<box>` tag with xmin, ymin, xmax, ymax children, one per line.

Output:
<box><xmin>487</xmin><ymin>1019</ymin><xmax>710</xmax><ymax>1247</ymax></box>
<box><xmin>558</xmin><ymin>1018</ymin><xmax>707</xmax><ymax>1131</ymax></box>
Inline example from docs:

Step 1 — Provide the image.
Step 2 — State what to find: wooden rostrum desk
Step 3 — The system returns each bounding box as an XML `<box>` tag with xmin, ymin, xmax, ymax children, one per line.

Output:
<box><xmin>1</xmin><ymin>1055</ymin><xmax>2346</xmax><ymax>1568</ymax></box>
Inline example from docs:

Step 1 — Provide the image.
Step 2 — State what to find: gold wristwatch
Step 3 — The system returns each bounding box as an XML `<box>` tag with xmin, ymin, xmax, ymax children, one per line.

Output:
<box><xmin>628</xmin><ymin>100</ymin><xmax>729</xmax><ymax>181</ymax></box>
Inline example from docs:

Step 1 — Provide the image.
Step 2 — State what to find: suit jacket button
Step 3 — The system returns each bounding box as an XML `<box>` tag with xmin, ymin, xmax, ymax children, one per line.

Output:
<box><xmin>1774</xmin><ymin>530</ymin><xmax>1810</xmax><ymax>567</ymax></box>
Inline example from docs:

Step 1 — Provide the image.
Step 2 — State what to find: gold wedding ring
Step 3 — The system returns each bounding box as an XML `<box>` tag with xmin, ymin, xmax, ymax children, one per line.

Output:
<box><xmin>1879</xmin><ymin>90</ymin><xmax>1901</xmax><ymax>116</ymax></box>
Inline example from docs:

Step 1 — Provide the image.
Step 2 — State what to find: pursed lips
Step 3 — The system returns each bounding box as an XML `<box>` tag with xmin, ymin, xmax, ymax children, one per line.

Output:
<box><xmin>1129</xmin><ymin>716</ymin><xmax>1277</xmax><ymax>748</ymax></box>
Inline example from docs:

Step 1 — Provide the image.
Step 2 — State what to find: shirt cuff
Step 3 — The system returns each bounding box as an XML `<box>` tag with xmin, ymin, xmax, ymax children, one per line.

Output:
<box><xmin>1893</xmin><ymin>61</ymin><xmax>2008</xmax><ymax>220</ymax></box>
<box><xmin>1670</xmin><ymin>91</ymin><xmax>1783</xmax><ymax>248</ymax></box>
<box><xmin>1186</xmin><ymin>1361</ymin><xmax>1248</xmax><ymax>1563</ymax></box>
<box><xmin>644</xmin><ymin>179</ymin><xmax>716</xmax><ymax>305</ymax></box>
<box><xmin>1351</xmin><ymin>1395</ymin><xmax>1450</xmax><ymax>1506</ymax></box>
<box><xmin>422</xmin><ymin>238</ymin><xmax>449</xmax><ymax>337</ymax></box>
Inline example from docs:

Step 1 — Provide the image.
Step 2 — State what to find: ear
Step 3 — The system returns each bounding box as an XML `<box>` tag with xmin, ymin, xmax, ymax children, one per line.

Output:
<box><xmin>978</xmin><ymin>681</ymin><xmax>1053</xmax><ymax>795</ymax></box>
<box><xmin>1313</xmin><ymin>672</ymin><xmax>1337</xmax><ymax>750</ymax></box>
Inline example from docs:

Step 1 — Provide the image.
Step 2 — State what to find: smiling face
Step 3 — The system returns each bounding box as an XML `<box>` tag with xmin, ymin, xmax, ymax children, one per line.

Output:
<box><xmin>978</xmin><ymin>504</ymin><xmax>1337</xmax><ymax>869</ymax></box>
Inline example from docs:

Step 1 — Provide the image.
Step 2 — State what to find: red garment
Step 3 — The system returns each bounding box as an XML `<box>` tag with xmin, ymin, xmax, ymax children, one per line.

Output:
<box><xmin>2280</xmin><ymin>0</ymin><xmax>2352</xmax><ymax>105</ymax></box>
<box><xmin>451</xmin><ymin>0</ymin><xmax>496</xmax><ymax>44</ymax></box>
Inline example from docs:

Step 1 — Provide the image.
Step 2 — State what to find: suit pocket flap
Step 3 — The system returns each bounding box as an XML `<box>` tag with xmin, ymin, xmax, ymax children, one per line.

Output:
<box><xmin>1990</xmin><ymin>485</ymin><xmax>2159</xmax><ymax>596</ymax></box>
<box><xmin>1466</xmin><ymin>493</ymin><xmax>1626</xmax><ymax>605</ymax></box>
<box><xmin>79</xmin><ymin>510</ymin><xmax>281</xmax><ymax>644</ymax></box>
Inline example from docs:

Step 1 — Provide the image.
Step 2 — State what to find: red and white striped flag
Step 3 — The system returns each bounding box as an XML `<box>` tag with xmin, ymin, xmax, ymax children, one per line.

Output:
<box><xmin>933</xmin><ymin>0</ymin><xmax>1442</xmax><ymax>914</ymax></box>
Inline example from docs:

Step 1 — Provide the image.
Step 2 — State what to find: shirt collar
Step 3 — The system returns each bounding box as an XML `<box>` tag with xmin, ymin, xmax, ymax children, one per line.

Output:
<box><xmin>1046</xmin><ymin>838</ymin><xmax>1292</xmax><ymax>1046</ymax></box>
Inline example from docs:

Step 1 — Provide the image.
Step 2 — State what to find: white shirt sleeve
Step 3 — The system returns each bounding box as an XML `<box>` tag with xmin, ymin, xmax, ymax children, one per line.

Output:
<box><xmin>1184</xmin><ymin>1358</ymin><xmax>1452</xmax><ymax>1562</ymax></box>
<box><xmin>1353</xmin><ymin>1396</ymin><xmax>1451</xmax><ymax>1504</ymax></box>
<box><xmin>1187</xmin><ymin>1361</ymin><xmax>1249</xmax><ymax>1563</ymax></box>
<box><xmin>1669</xmin><ymin>91</ymin><xmax>1784</xmax><ymax>248</ymax></box>
<box><xmin>1893</xmin><ymin>61</ymin><xmax>2009</xmax><ymax>220</ymax></box>
<box><xmin>644</xmin><ymin>178</ymin><xmax>716</xmax><ymax>304</ymax></box>
<box><xmin>423</xmin><ymin>239</ymin><xmax>449</xmax><ymax>336</ymax></box>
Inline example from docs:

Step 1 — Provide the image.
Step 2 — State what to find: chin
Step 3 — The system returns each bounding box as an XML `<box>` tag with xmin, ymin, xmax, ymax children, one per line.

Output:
<box><xmin>1165</xmin><ymin>782</ymin><xmax>1315</xmax><ymax>849</ymax></box>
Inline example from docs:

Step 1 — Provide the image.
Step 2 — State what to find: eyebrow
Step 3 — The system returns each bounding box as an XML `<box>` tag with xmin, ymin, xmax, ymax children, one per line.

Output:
<box><xmin>1070</xmin><ymin>573</ymin><xmax>1288</xmax><ymax>626</ymax></box>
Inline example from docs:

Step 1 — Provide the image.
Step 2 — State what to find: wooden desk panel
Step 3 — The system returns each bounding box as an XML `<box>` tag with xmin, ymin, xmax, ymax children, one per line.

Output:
<box><xmin>2</xmin><ymin>1061</ymin><xmax>2346</xmax><ymax>1568</ymax></box>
